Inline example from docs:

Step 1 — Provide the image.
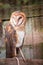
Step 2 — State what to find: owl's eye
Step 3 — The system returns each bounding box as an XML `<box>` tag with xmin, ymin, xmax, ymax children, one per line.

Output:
<box><xmin>18</xmin><ymin>17</ymin><xmax>22</xmax><ymax>21</ymax></box>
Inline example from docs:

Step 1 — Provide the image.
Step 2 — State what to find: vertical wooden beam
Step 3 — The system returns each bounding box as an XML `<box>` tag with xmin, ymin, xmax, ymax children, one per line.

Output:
<box><xmin>0</xmin><ymin>19</ymin><xmax>3</xmax><ymax>38</ymax></box>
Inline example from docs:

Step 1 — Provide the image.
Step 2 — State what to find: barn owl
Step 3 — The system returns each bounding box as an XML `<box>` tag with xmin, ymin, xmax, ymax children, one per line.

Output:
<box><xmin>10</xmin><ymin>11</ymin><xmax>26</xmax><ymax>47</ymax></box>
<box><xmin>5</xmin><ymin>11</ymin><xmax>26</xmax><ymax>64</ymax></box>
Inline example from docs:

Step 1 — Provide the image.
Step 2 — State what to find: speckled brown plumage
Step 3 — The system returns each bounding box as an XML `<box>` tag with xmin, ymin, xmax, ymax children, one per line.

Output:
<box><xmin>5</xmin><ymin>24</ymin><xmax>18</xmax><ymax>57</ymax></box>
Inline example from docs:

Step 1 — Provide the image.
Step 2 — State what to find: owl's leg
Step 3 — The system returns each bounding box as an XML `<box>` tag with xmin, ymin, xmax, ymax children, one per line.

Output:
<box><xmin>19</xmin><ymin>48</ymin><xmax>26</xmax><ymax>62</ymax></box>
<box><xmin>15</xmin><ymin>57</ymin><xmax>20</xmax><ymax>65</ymax></box>
<box><xmin>14</xmin><ymin>48</ymin><xmax>20</xmax><ymax>65</ymax></box>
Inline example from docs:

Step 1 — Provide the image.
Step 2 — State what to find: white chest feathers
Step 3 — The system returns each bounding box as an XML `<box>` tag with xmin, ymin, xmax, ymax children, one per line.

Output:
<box><xmin>16</xmin><ymin>31</ymin><xmax>25</xmax><ymax>48</ymax></box>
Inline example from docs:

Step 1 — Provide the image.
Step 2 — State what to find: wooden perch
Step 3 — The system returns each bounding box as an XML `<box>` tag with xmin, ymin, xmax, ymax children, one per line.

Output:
<box><xmin>0</xmin><ymin>58</ymin><xmax>43</xmax><ymax>65</ymax></box>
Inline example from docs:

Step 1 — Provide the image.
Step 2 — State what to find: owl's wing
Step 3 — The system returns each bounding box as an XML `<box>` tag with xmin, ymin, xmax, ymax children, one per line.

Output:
<box><xmin>5</xmin><ymin>24</ymin><xmax>18</xmax><ymax>57</ymax></box>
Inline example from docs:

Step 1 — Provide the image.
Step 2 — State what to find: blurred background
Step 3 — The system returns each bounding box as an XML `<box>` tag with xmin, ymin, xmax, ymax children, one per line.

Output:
<box><xmin>0</xmin><ymin>0</ymin><xmax>43</xmax><ymax>59</ymax></box>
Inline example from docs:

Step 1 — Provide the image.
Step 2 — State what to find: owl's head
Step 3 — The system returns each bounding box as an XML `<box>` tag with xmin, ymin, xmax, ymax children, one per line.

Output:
<box><xmin>10</xmin><ymin>11</ymin><xmax>26</xmax><ymax>27</ymax></box>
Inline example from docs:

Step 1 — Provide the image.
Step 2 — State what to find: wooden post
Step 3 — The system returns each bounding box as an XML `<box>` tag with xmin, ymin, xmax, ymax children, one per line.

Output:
<box><xmin>0</xmin><ymin>19</ymin><xmax>3</xmax><ymax>38</ymax></box>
